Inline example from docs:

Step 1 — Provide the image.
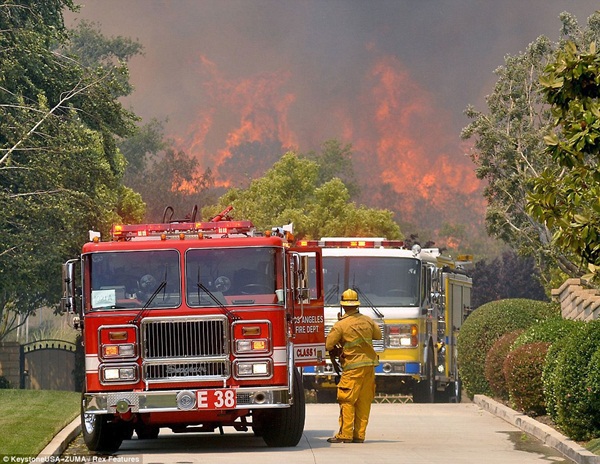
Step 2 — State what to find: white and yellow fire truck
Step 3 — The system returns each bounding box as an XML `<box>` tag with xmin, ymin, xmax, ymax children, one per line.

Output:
<box><xmin>61</xmin><ymin>207</ymin><xmax>325</xmax><ymax>452</ymax></box>
<box><xmin>299</xmin><ymin>237</ymin><xmax>472</xmax><ymax>403</ymax></box>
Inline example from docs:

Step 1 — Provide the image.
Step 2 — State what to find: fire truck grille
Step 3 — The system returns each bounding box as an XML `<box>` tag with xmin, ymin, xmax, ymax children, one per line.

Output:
<box><xmin>144</xmin><ymin>361</ymin><xmax>229</xmax><ymax>381</ymax></box>
<box><xmin>141</xmin><ymin>316</ymin><xmax>229</xmax><ymax>382</ymax></box>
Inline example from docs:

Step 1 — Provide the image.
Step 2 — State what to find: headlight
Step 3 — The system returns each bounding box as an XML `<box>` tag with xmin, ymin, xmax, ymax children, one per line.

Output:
<box><xmin>234</xmin><ymin>360</ymin><xmax>271</xmax><ymax>378</ymax></box>
<box><xmin>101</xmin><ymin>365</ymin><xmax>138</xmax><ymax>383</ymax></box>
<box><xmin>235</xmin><ymin>339</ymin><xmax>269</xmax><ymax>353</ymax></box>
<box><xmin>99</xmin><ymin>325</ymin><xmax>138</xmax><ymax>361</ymax></box>
<box><xmin>232</xmin><ymin>321</ymin><xmax>271</xmax><ymax>355</ymax></box>
<box><xmin>102</xmin><ymin>343</ymin><xmax>136</xmax><ymax>358</ymax></box>
<box><xmin>386</xmin><ymin>324</ymin><xmax>418</xmax><ymax>348</ymax></box>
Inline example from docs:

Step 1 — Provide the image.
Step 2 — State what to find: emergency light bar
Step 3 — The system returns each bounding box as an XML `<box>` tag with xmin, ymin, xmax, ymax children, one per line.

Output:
<box><xmin>111</xmin><ymin>220</ymin><xmax>255</xmax><ymax>241</ymax></box>
<box><xmin>297</xmin><ymin>238</ymin><xmax>405</xmax><ymax>248</ymax></box>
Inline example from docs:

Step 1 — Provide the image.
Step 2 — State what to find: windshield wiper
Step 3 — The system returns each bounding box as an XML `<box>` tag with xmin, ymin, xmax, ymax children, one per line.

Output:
<box><xmin>131</xmin><ymin>280</ymin><xmax>167</xmax><ymax>325</ymax></box>
<box><xmin>131</xmin><ymin>266</ymin><xmax>168</xmax><ymax>325</ymax></box>
<box><xmin>325</xmin><ymin>274</ymin><xmax>341</xmax><ymax>304</ymax></box>
<box><xmin>197</xmin><ymin>282</ymin><xmax>240</xmax><ymax>321</ymax></box>
<box><xmin>353</xmin><ymin>285</ymin><xmax>385</xmax><ymax>319</ymax></box>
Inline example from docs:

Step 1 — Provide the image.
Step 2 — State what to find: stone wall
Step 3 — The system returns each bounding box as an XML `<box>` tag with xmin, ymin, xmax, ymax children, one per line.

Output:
<box><xmin>551</xmin><ymin>278</ymin><xmax>600</xmax><ymax>321</ymax></box>
<box><xmin>0</xmin><ymin>342</ymin><xmax>22</xmax><ymax>388</ymax></box>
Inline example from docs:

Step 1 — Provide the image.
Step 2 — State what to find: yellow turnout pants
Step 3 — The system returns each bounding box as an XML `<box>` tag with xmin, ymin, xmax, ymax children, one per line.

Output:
<box><xmin>335</xmin><ymin>365</ymin><xmax>376</xmax><ymax>441</ymax></box>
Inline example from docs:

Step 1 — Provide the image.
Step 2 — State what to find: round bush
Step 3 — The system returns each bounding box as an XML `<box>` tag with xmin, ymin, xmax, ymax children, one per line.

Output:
<box><xmin>484</xmin><ymin>330</ymin><xmax>523</xmax><ymax>400</ymax></box>
<box><xmin>542</xmin><ymin>337</ymin><xmax>571</xmax><ymax>421</ymax></box>
<box><xmin>457</xmin><ymin>298</ymin><xmax>558</xmax><ymax>398</ymax></box>
<box><xmin>503</xmin><ymin>342</ymin><xmax>550</xmax><ymax>416</ymax></box>
<box><xmin>0</xmin><ymin>376</ymin><xmax>10</xmax><ymax>389</ymax></box>
<box><xmin>552</xmin><ymin>319</ymin><xmax>600</xmax><ymax>441</ymax></box>
<box><xmin>513</xmin><ymin>316</ymin><xmax>581</xmax><ymax>349</ymax></box>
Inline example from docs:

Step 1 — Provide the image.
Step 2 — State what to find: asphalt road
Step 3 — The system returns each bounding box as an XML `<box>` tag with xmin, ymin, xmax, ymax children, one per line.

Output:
<box><xmin>59</xmin><ymin>402</ymin><xmax>579</xmax><ymax>464</ymax></box>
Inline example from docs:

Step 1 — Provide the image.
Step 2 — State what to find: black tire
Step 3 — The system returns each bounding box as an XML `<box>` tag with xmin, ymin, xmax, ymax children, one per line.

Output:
<box><xmin>261</xmin><ymin>368</ymin><xmax>306</xmax><ymax>447</ymax></box>
<box><xmin>450</xmin><ymin>378</ymin><xmax>462</xmax><ymax>403</ymax></box>
<box><xmin>135</xmin><ymin>424</ymin><xmax>160</xmax><ymax>440</ymax></box>
<box><xmin>123</xmin><ymin>425</ymin><xmax>135</xmax><ymax>440</ymax></box>
<box><xmin>81</xmin><ymin>411</ymin><xmax>124</xmax><ymax>452</ymax></box>
<box><xmin>413</xmin><ymin>347</ymin><xmax>435</xmax><ymax>403</ymax></box>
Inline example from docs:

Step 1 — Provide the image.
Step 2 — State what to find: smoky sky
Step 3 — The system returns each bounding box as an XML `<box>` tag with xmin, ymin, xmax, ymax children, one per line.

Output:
<box><xmin>65</xmin><ymin>1</ymin><xmax>599</xmax><ymax>235</ymax></box>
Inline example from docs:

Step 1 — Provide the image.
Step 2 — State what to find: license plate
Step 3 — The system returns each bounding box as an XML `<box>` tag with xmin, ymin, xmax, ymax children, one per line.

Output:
<box><xmin>196</xmin><ymin>389</ymin><xmax>237</xmax><ymax>409</ymax></box>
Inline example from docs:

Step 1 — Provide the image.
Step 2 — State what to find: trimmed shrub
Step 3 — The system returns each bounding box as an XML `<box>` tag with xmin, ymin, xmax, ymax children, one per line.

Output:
<box><xmin>552</xmin><ymin>320</ymin><xmax>600</xmax><ymax>441</ymax></box>
<box><xmin>0</xmin><ymin>376</ymin><xmax>10</xmax><ymax>389</ymax></box>
<box><xmin>542</xmin><ymin>337</ymin><xmax>571</xmax><ymax>421</ymax></box>
<box><xmin>513</xmin><ymin>316</ymin><xmax>581</xmax><ymax>349</ymax></box>
<box><xmin>457</xmin><ymin>298</ymin><xmax>558</xmax><ymax>398</ymax></box>
<box><xmin>503</xmin><ymin>342</ymin><xmax>550</xmax><ymax>416</ymax></box>
<box><xmin>588</xmin><ymin>348</ymin><xmax>600</xmax><ymax>420</ymax></box>
<box><xmin>484</xmin><ymin>330</ymin><xmax>523</xmax><ymax>400</ymax></box>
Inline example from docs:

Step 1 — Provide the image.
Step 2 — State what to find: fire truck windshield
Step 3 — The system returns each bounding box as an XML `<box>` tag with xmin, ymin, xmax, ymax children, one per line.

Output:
<box><xmin>185</xmin><ymin>247</ymin><xmax>281</xmax><ymax>306</ymax></box>
<box><xmin>87</xmin><ymin>250</ymin><xmax>181</xmax><ymax>311</ymax></box>
<box><xmin>323</xmin><ymin>256</ymin><xmax>420</xmax><ymax>307</ymax></box>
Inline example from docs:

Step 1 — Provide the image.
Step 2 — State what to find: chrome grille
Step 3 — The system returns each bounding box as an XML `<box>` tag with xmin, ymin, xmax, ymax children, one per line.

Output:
<box><xmin>141</xmin><ymin>316</ymin><xmax>229</xmax><ymax>383</ymax></box>
<box><xmin>144</xmin><ymin>361</ymin><xmax>229</xmax><ymax>381</ymax></box>
<box><xmin>373</xmin><ymin>323</ymin><xmax>384</xmax><ymax>352</ymax></box>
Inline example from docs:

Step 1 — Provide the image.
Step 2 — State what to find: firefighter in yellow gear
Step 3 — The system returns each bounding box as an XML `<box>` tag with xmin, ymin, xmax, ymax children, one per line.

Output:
<box><xmin>326</xmin><ymin>288</ymin><xmax>382</xmax><ymax>443</ymax></box>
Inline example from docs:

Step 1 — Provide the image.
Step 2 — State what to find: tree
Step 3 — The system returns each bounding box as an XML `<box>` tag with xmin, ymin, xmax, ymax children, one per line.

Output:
<box><xmin>303</xmin><ymin>139</ymin><xmax>360</xmax><ymax>199</ymax></box>
<box><xmin>119</xmin><ymin>119</ymin><xmax>215</xmax><ymax>222</ymax></box>
<box><xmin>0</xmin><ymin>2</ymin><xmax>142</xmax><ymax>339</ymax></box>
<box><xmin>203</xmin><ymin>151</ymin><xmax>401</xmax><ymax>240</ymax></box>
<box><xmin>462</xmin><ymin>12</ymin><xmax>600</xmax><ymax>282</ymax></box>
<box><xmin>530</xmin><ymin>40</ymin><xmax>600</xmax><ymax>280</ymax></box>
<box><xmin>471</xmin><ymin>250</ymin><xmax>548</xmax><ymax>309</ymax></box>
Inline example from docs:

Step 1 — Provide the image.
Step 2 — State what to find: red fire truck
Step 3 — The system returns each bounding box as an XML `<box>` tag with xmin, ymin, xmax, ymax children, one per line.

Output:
<box><xmin>61</xmin><ymin>207</ymin><xmax>325</xmax><ymax>452</ymax></box>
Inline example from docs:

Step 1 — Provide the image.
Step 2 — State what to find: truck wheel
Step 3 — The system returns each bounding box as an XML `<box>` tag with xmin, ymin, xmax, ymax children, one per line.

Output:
<box><xmin>135</xmin><ymin>424</ymin><xmax>160</xmax><ymax>440</ymax></box>
<box><xmin>450</xmin><ymin>378</ymin><xmax>462</xmax><ymax>403</ymax></box>
<box><xmin>82</xmin><ymin>412</ymin><xmax>124</xmax><ymax>452</ymax></box>
<box><xmin>261</xmin><ymin>368</ymin><xmax>306</xmax><ymax>447</ymax></box>
<box><xmin>413</xmin><ymin>347</ymin><xmax>435</xmax><ymax>403</ymax></box>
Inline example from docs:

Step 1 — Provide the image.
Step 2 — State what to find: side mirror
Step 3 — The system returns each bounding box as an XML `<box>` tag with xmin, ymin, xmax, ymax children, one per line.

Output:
<box><xmin>61</xmin><ymin>259</ymin><xmax>78</xmax><ymax>314</ymax></box>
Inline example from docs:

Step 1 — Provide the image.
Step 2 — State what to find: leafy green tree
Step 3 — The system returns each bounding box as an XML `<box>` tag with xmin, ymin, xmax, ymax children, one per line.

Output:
<box><xmin>472</xmin><ymin>251</ymin><xmax>548</xmax><ymax>309</ymax></box>
<box><xmin>462</xmin><ymin>12</ymin><xmax>600</xmax><ymax>282</ymax></box>
<box><xmin>203</xmin><ymin>152</ymin><xmax>401</xmax><ymax>239</ymax></box>
<box><xmin>0</xmin><ymin>2</ymin><xmax>142</xmax><ymax>339</ymax></box>
<box><xmin>530</xmin><ymin>40</ymin><xmax>600</xmax><ymax>280</ymax></box>
<box><xmin>304</xmin><ymin>139</ymin><xmax>360</xmax><ymax>199</ymax></box>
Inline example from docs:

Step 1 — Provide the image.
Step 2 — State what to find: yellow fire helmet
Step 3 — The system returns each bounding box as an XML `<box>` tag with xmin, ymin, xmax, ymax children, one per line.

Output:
<box><xmin>340</xmin><ymin>288</ymin><xmax>360</xmax><ymax>307</ymax></box>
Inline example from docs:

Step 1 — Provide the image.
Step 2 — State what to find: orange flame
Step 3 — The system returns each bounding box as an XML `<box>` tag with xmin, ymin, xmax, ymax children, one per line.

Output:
<box><xmin>174</xmin><ymin>51</ymin><xmax>483</xmax><ymax>228</ymax></box>
<box><xmin>348</xmin><ymin>55</ymin><xmax>482</xmax><ymax>219</ymax></box>
<box><xmin>176</xmin><ymin>55</ymin><xmax>298</xmax><ymax>187</ymax></box>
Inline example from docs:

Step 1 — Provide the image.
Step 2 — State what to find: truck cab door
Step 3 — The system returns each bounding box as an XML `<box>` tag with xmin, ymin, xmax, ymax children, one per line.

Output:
<box><xmin>287</xmin><ymin>246</ymin><xmax>325</xmax><ymax>367</ymax></box>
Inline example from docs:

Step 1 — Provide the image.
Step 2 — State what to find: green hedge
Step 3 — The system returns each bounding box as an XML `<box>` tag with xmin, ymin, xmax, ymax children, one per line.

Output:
<box><xmin>513</xmin><ymin>316</ymin><xmax>581</xmax><ymax>349</ymax></box>
<box><xmin>457</xmin><ymin>298</ymin><xmax>558</xmax><ymax>398</ymax></box>
<box><xmin>484</xmin><ymin>330</ymin><xmax>523</xmax><ymax>400</ymax></box>
<box><xmin>504</xmin><ymin>342</ymin><xmax>550</xmax><ymax>416</ymax></box>
<box><xmin>511</xmin><ymin>316</ymin><xmax>584</xmax><ymax>420</ymax></box>
<box><xmin>551</xmin><ymin>320</ymin><xmax>600</xmax><ymax>441</ymax></box>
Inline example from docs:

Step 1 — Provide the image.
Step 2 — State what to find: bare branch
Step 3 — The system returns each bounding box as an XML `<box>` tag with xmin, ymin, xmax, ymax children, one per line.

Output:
<box><xmin>0</xmin><ymin>73</ymin><xmax>109</xmax><ymax>167</ymax></box>
<box><xmin>7</xmin><ymin>189</ymin><xmax>64</xmax><ymax>199</ymax></box>
<box><xmin>0</xmin><ymin>246</ymin><xmax>17</xmax><ymax>258</ymax></box>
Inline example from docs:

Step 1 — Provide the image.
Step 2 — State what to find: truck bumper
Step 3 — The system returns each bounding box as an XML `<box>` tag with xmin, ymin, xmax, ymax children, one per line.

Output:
<box><xmin>83</xmin><ymin>386</ymin><xmax>291</xmax><ymax>414</ymax></box>
<box><xmin>303</xmin><ymin>361</ymin><xmax>422</xmax><ymax>376</ymax></box>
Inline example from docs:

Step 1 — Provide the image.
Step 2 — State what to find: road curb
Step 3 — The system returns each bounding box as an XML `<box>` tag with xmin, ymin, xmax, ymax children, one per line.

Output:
<box><xmin>37</xmin><ymin>416</ymin><xmax>81</xmax><ymax>458</ymax></box>
<box><xmin>474</xmin><ymin>395</ymin><xmax>600</xmax><ymax>464</ymax></box>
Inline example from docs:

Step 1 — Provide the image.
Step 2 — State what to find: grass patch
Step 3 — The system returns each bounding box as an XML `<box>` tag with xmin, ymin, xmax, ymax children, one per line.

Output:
<box><xmin>0</xmin><ymin>390</ymin><xmax>79</xmax><ymax>456</ymax></box>
<box><xmin>586</xmin><ymin>438</ymin><xmax>600</xmax><ymax>455</ymax></box>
